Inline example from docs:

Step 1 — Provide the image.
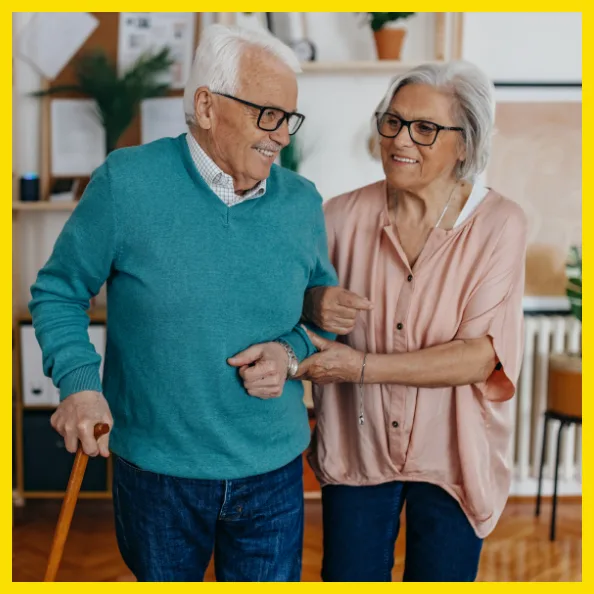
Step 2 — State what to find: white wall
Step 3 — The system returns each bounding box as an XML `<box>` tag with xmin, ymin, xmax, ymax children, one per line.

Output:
<box><xmin>297</xmin><ymin>73</ymin><xmax>389</xmax><ymax>199</ymax></box>
<box><xmin>462</xmin><ymin>12</ymin><xmax>582</xmax><ymax>82</ymax></box>
<box><xmin>13</xmin><ymin>12</ymin><xmax>43</xmax><ymax>175</ymax></box>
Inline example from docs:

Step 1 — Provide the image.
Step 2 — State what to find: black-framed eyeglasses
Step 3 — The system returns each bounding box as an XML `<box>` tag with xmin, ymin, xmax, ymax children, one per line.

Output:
<box><xmin>214</xmin><ymin>92</ymin><xmax>305</xmax><ymax>135</ymax></box>
<box><xmin>375</xmin><ymin>111</ymin><xmax>464</xmax><ymax>147</ymax></box>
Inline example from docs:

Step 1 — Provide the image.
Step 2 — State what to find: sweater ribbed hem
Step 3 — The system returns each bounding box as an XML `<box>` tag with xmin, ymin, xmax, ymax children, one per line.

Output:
<box><xmin>59</xmin><ymin>364</ymin><xmax>102</xmax><ymax>400</ymax></box>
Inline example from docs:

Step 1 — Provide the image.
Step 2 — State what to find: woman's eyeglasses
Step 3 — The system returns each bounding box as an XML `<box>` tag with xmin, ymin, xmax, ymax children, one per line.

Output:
<box><xmin>375</xmin><ymin>112</ymin><xmax>464</xmax><ymax>147</ymax></box>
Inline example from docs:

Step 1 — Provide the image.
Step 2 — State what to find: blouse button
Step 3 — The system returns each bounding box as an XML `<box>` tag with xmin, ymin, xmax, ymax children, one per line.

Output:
<box><xmin>407</xmin><ymin>274</ymin><xmax>413</xmax><ymax>282</ymax></box>
<box><xmin>392</xmin><ymin>421</ymin><xmax>399</xmax><ymax>428</ymax></box>
<box><xmin>396</xmin><ymin>323</ymin><xmax>404</xmax><ymax>330</ymax></box>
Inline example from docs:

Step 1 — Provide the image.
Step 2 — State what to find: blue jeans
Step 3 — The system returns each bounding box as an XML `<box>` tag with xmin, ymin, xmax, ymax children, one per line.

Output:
<box><xmin>112</xmin><ymin>454</ymin><xmax>304</xmax><ymax>582</ymax></box>
<box><xmin>321</xmin><ymin>481</ymin><xmax>483</xmax><ymax>582</ymax></box>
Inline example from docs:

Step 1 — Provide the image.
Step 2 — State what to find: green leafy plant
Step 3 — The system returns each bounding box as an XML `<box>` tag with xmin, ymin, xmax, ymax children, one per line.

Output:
<box><xmin>566</xmin><ymin>245</ymin><xmax>582</xmax><ymax>322</ymax></box>
<box><xmin>280</xmin><ymin>137</ymin><xmax>302</xmax><ymax>173</ymax></box>
<box><xmin>365</xmin><ymin>12</ymin><xmax>416</xmax><ymax>32</ymax></box>
<box><xmin>34</xmin><ymin>48</ymin><xmax>173</xmax><ymax>155</ymax></box>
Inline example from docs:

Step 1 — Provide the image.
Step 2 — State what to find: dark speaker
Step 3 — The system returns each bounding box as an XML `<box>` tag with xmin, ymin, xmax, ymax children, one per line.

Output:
<box><xmin>20</xmin><ymin>174</ymin><xmax>40</xmax><ymax>202</ymax></box>
<box><xmin>23</xmin><ymin>410</ymin><xmax>108</xmax><ymax>492</ymax></box>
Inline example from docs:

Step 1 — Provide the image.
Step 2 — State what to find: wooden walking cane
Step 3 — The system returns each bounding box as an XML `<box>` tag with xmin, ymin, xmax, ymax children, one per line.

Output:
<box><xmin>43</xmin><ymin>422</ymin><xmax>111</xmax><ymax>582</ymax></box>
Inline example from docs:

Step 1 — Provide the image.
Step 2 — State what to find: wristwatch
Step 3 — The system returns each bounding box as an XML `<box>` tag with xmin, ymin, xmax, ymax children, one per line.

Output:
<box><xmin>275</xmin><ymin>340</ymin><xmax>299</xmax><ymax>378</ymax></box>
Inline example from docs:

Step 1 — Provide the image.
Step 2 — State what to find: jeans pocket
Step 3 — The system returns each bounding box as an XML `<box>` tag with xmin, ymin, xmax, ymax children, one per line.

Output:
<box><xmin>116</xmin><ymin>456</ymin><xmax>144</xmax><ymax>473</ymax></box>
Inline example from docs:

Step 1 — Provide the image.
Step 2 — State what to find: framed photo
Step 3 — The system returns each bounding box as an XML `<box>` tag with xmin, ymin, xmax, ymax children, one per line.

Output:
<box><xmin>488</xmin><ymin>84</ymin><xmax>581</xmax><ymax>296</ymax></box>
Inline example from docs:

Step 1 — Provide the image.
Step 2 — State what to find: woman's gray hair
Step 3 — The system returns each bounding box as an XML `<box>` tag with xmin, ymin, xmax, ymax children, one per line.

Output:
<box><xmin>183</xmin><ymin>24</ymin><xmax>301</xmax><ymax>127</ymax></box>
<box><xmin>373</xmin><ymin>61</ymin><xmax>496</xmax><ymax>181</ymax></box>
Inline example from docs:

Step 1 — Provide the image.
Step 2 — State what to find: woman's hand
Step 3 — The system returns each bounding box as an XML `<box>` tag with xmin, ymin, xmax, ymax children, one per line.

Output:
<box><xmin>303</xmin><ymin>286</ymin><xmax>373</xmax><ymax>335</ymax></box>
<box><xmin>295</xmin><ymin>329</ymin><xmax>365</xmax><ymax>384</ymax></box>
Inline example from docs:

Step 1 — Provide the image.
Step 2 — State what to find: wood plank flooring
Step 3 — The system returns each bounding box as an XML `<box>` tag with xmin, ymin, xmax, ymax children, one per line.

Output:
<box><xmin>12</xmin><ymin>498</ymin><xmax>581</xmax><ymax>582</ymax></box>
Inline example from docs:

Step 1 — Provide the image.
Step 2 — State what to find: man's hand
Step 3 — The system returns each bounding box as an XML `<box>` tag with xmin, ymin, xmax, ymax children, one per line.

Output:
<box><xmin>295</xmin><ymin>329</ymin><xmax>364</xmax><ymax>385</ymax></box>
<box><xmin>228</xmin><ymin>342</ymin><xmax>289</xmax><ymax>399</ymax></box>
<box><xmin>303</xmin><ymin>286</ymin><xmax>373</xmax><ymax>335</ymax></box>
<box><xmin>50</xmin><ymin>390</ymin><xmax>113</xmax><ymax>457</ymax></box>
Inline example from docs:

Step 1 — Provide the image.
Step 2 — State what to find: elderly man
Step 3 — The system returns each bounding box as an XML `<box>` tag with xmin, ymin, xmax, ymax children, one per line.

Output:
<box><xmin>29</xmin><ymin>24</ymin><xmax>336</xmax><ymax>582</ymax></box>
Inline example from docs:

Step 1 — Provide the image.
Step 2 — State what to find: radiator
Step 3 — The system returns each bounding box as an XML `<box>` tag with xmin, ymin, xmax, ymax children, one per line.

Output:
<box><xmin>510</xmin><ymin>314</ymin><xmax>582</xmax><ymax>496</ymax></box>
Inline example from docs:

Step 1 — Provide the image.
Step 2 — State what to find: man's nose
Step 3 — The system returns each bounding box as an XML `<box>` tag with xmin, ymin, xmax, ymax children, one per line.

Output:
<box><xmin>270</xmin><ymin>119</ymin><xmax>291</xmax><ymax>148</ymax></box>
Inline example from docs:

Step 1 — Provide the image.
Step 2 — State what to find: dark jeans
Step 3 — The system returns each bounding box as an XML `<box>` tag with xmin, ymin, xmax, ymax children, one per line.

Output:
<box><xmin>322</xmin><ymin>481</ymin><xmax>483</xmax><ymax>582</ymax></box>
<box><xmin>112</xmin><ymin>454</ymin><xmax>304</xmax><ymax>582</ymax></box>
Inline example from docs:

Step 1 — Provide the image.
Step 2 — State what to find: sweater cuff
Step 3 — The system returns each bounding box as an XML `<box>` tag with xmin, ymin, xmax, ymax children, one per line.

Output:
<box><xmin>277</xmin><ymin>326</ymin><xmax>314</xmax><ymax>363</ymax></box>
<box><xmin>58</xmin><ymin>364</ymin><xmax>103</xmax><ymax>401</ymax></box>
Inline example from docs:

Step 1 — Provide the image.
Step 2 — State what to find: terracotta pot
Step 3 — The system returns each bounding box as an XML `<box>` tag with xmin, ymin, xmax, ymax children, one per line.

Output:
<box><xmin>547</xmin><ymin>353</ymin><xmax>582</xmax><ymax>418</ymax></box>
<box><xmin>373</xmin><ymin>28</ymin><xmax>407</xmax><ymax>60</ymax></box>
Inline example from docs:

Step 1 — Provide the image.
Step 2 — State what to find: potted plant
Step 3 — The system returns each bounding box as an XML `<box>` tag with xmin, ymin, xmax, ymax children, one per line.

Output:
<box><xmin>565</xmin><ymin>245</ymin><xmax>582</xmax><ymax>324</ymax></box>
<box><xmin>34</xmin><ymin>48</ymin><xmax>173</xmax><ymax>155</ymax></box>
<box><xmin>547</xmin><ymin>246</ymin><xmax>581</xmax><ymax>418</ymax></box>
<box><xmin>279</xmin><ymin>137</ymin><xmax>302</xmax><ymax>172</ymax></box>
<box><xmin>365</xmin><ymin>12</ymin><xmax>416</xmax><ymax>60</ymax></box>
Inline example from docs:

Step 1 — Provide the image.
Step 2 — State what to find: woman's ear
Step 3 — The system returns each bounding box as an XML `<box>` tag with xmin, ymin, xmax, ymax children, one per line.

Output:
<box><xmin>367</xmin><ymin>135</ymin><xmax>382</xmax><ymax>161</ymax></box>
<box><xmin>457</xmin><ymin>137</ymin><xmax>467</xmax><ymax>165</ymax></box>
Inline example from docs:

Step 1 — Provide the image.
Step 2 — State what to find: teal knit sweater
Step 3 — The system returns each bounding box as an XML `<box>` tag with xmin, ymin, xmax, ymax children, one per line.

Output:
<box><xmin>29</xmin><ymin>134</ymin><xmax>337</xmax><ymax>479</ymax></box>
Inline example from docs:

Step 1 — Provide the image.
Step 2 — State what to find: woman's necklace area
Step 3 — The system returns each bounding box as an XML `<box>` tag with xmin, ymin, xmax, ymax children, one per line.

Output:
<box><xmin>391</xmin><ymin>182</ymin><xmax>460</xmax><ymax>230</ymax></box>
<box><xmin>434</xmin><ymin>183</ymin><xmax>459</xmax><ymax>229</ymax></box>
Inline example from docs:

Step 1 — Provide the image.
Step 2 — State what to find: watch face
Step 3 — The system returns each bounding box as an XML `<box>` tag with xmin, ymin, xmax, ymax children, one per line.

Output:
<box><xmin>292</xmin><ymin>39</ymin><xmax>316</xmax><ymax>62</ymax></box>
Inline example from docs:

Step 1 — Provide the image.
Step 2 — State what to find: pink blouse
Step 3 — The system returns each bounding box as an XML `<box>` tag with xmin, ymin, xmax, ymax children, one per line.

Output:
<box><xmin>308</xmin><ymin>180</ymin><xmax>528</xmax><ymax>538</ymax></box>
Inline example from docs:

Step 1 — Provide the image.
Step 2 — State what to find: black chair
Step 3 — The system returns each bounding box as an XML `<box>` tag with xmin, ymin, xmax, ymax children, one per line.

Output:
<box><xmin>535</xmin><ymin>410</ymin><xmax>582</xmax><ymax>541</ymax></box>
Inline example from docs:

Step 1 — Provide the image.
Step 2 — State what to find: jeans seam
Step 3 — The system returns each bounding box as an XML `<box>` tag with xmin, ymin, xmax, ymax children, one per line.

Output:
<box><xmin>219</xmin><ymin>480</ymin><xmax>230</xmax><ymax>519</ymax></box>
<box><xmin>384</xmin><ymin>483</ymin><xmax>403</xmax><ymax>577</ymax></box>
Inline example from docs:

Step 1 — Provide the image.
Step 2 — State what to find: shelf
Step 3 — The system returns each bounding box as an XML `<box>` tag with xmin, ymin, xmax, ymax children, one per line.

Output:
<box><xmin>22</xmin><ymin>405</ymin><xmax>58</xmax><ymax>411</ymax></box>
<box><xmin>22</xmin><ymin>491</ymin><xmax>112</xmax><ymax>499</ymax></box>
<box><xmin>13</xmin><ymin>201</ymin><xmax>78</xmax><ymax>212</ymax></box>
<box><xmin>300</xmin><ymin>60</ymin><xmax>442</xmax><ymax>74</ymax></box>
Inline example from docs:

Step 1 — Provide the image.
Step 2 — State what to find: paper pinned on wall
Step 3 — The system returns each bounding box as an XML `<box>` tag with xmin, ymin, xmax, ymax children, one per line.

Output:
<box><xmin>141</xmin><ymin>97</ymin><xmax>186</xmax><ymax>144</ymax></box>
<box><xmin>51</xmin><ymin>100</ymin><xmax>106</xmax><ymax>176</ymax></box>
<box><xmin>16</xmin><ymin>12</ymin><xmax>99</xmax><ymax>80</ymax></box>
<box><xmin>118</xmin><ymin>13</ymin><xmax>196</xmax><ymax>89</ymax></box>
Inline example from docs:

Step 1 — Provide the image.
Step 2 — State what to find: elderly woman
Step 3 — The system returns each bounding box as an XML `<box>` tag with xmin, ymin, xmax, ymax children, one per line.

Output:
<box><xmin>298</xmin><ymin>61</ymin><xmax>527</xmax><ymax>582</ymax></box>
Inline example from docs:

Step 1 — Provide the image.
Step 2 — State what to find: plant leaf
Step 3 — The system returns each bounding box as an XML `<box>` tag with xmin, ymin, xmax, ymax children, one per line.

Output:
<box><xmin>570</xmin><ymin>303</ymin><xmax>582</xmax><ymax>322</ymax></box>
<box><xmin>35</xmin><ymin>48</ymin><xmax>175</xmax><ymax>151</ymax></box>
<box><xmin>30</xmin><ymin>85</ymin><xmax>83</xmax><ymax>97</ymax></box>
<box><xmin>367</xmin><ymin>12</ymin><xmax>416</xmax><ymax>32</ymax></box>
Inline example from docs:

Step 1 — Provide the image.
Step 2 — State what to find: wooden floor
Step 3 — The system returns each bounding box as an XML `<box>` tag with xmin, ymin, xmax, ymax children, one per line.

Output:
<box><xmin>12</xmin><ymin>498</ymin><xmax>581</xmax><ymax>582</ymax></box>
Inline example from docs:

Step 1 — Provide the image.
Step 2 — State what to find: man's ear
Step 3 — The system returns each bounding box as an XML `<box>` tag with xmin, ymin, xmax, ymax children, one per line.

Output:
<box><xmin>194</xmin><ymin>87</ymin><xmax>214</xmax><ymax>131</ymax></box>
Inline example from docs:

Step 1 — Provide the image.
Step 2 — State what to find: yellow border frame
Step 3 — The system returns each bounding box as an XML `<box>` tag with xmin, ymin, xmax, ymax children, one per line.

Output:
<box><xmin>6</xmin><ymin>4</ymin><xmax>586</xmax><ymax>586</ymax></box>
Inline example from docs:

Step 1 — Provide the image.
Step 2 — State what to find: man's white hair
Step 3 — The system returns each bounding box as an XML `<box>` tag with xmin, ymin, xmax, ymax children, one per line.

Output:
<box><xmin>372</xmin><ymin>60</ymin><xmax>496</xmax><ymax>181</ymax></box>
<box><xmin>183</xmin><ymin>24</ymin><xmax>302</xmax><ymax>126</ymax></box>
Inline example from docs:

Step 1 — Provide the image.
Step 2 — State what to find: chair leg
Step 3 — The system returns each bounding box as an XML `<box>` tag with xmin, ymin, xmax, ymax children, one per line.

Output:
<box><xmin>536</xmin><ymin>413</ymin><xmax>549</xmax><ymax>517</ymax></box>
<box><xmin>550</xmin><ymin>421</ymin><xmax>565</xmax><ymax>541</ymax></box>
